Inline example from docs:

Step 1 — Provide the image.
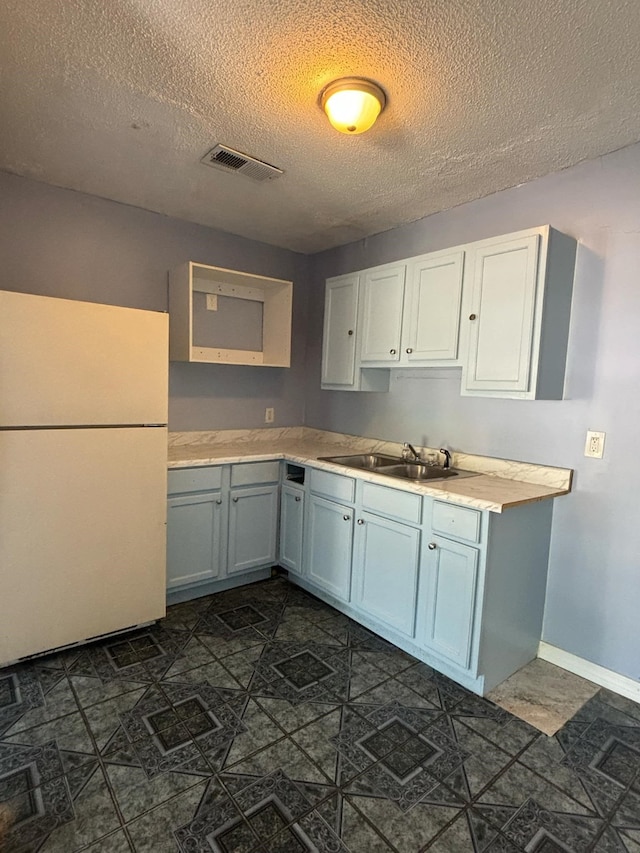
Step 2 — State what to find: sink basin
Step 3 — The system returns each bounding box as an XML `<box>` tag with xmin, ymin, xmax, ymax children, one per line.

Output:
<box><xmin>319</xmin><ymin>454</ymin><xmax>479</xmax><ymax>483</ymax></box>
<box><xmin>373</xmin><ymin>463</ymin><xmax>460</xmax><ymax>481</ymax></box>
<box><xmin>318</xmin><ymin>453</ymin><xmax>401</xmax><ymax>470</ymax></box>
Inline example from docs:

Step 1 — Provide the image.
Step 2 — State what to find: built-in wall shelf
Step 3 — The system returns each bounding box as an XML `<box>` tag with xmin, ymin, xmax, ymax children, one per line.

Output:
<box><xmin>169</xmin><ymin>261</ymin><xmax>293</xmax><ymax>367</ymax></box>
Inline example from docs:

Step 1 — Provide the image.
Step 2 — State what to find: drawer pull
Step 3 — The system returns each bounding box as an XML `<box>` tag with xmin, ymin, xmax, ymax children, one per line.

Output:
<box><xmin>216</xmin><ymin>498</ymin><xmax>223</xmax><ymax>505</ymax></box>
<box><xmin>390</xmin><ymin>348</ymin><xmax>397</xmax><ymax>355</ymax></box>
<box><xmin>428</xmin><ymin>542</ymin><xmax>437</xmax><ymax>550</ymax></box>
<box><xmin>357</xmin><ymin>518</ymin><xmax>365</xmax><ymax>525</ymax></box>
<box><xmin>469</xmin><ymin>313</ymin><xmax>477</xmax><ymax>321</ymax></box>
<box><xmin>232</xmin><ymin>497</ymin><xmax>239</xmax><ymax>503</ymax></box>
<box><xmin>343</xmin><ymin>514</ymin><xmax>351</xmax><ymax>521</ymax></box>
<box><xmin>406</xmin><ymin>347</ymin><xmax>413</xmax><ymax>353</ymax></box>
<box><xmin>295</xmin><ymin>496</ymin><xmax>301</xmax><ymax>502</ymax></box>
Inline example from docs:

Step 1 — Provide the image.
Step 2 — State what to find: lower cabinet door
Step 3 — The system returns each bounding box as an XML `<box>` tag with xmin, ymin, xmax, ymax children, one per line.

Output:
<box><xmin>279</xmin><ymin>484</ymin><xmax>304</xmax><ymax>574</ymax></box>
<box><xmin>352</xmin><ymin>511</ymin><xmax>420</xmax><ymax>637</ymax></box>
<box><xmin>422</xmin><ymin>535</ymin><xmax>479</xmax><ymax>669</ymax></box>
<box><xmin>227</xmin><ymin>485</ymin><xmax>279</xmax><ymax>574</ymax></box>
<box><xmin>306</xmin><ymin>494</ymin><xmax>354</xmax><ymax>601</ymax></box>
<box><xmin>167</xmin><ymin>491</ymin><xmax>223</xmax><ymax>588</ymax></box>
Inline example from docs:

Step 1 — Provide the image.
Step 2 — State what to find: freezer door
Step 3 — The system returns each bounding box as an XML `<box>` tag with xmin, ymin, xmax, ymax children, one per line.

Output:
<box><xmin>0</xmin><ymin>290</ymin><xmax>168</xmax><ymax>427</ymax></box>
<box><xmin>0</xmin><ymin>427</ymin><xmax>167</xmax><ymax>665</ymax></box>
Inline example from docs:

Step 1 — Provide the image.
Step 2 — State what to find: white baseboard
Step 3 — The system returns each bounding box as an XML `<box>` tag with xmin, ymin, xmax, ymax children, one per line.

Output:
<box><xmin>538</xmin><ymin>641</ymin><xmax>640</xmax><ymax>703</ymax></box>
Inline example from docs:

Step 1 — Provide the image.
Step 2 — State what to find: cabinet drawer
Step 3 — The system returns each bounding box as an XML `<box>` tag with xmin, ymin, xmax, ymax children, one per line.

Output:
<box><xmin>168</xmin><ymin>465</ymin><xmax>223</xmax><ymax>494</ymax></box>
<box><xmin>230</xmin><ymin>460</ymin><xmax>280</xmax><ymax>486</ymax></box>
<box><xmin>309</xmin><ymin>468</ymin><xmax>355</xmax><ymax>503</ymax></box>
<box><xmin>431</xmin><ymin>501</ymin><xmax>481</xmax><ymax>543</ymax></box>
<box><xmin>361</xmin><ymin>482</ymin><xmax>422</xmax><ymax>524</ymax></box>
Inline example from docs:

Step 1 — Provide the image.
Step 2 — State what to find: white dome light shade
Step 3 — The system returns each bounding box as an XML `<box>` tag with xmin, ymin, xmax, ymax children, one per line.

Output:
<box><xmin>321</xmin><ymin>78</ymin><xmax>386</xmax><ymax>135</ymax></box>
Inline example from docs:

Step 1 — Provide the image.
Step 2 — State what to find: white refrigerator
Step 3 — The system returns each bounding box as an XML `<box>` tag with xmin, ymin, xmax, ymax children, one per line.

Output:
<box><xmin>0</xmin><ymin>290</ymin><xmax>169</xmax><ymax>666</ymax></box>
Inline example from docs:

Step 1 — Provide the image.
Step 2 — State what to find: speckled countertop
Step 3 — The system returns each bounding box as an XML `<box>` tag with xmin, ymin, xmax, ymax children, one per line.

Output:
<box><xmin>168</xmin><ymin>428</ymin><xmax>572</xmax><ymax>514</ymax></box>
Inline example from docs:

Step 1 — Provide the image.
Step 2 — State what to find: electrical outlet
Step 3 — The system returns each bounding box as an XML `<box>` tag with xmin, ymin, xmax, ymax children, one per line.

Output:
<box><xmin>205</xmin><ymin>294</ymin><xmax>218</xmax><ymax>311</ymax></box>
<box><xmin>265</xmin><ymin>407</ymin><xmax>274</xmax><ymax>424</ymax></box>
<box><xmin>584</xmin><ymin>430</ymin><xmax>605</xmax><ymax>459</ymax></box>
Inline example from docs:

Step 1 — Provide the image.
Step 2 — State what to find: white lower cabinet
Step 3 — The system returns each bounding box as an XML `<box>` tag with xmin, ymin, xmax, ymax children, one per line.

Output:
<box><xmin>279</xmin><ymin>483</ymin><xmax>305</xmax><ymax>574</ymax></box>
<box><xmin>420</xmin><ymin>534</ymin><xmax>479</xmax><ymax>669</ymax></box>
<box><xmin>351</xmin><ymin>510</ymin><xmax>420</xmax><ymax>637</ymax></box>
<box><xmin>167</xmin><ymin>462</ymin><xmax>280</xmax><ymax>597</ymax></box>
<box><xmin>168</xmin><ymin>458</ymin><xmax>556</xmax><ymax>697</ymax></box>
<box><xmin>167</xmin><ymin>491</ymin><xmax>224</xmax><ymax>589</ymax></box>
<box><xmin>228</xmin><ymin>484</ymin><xmax>279</xmax><ymax>575</ymax></box>
<box><xmin>293</xmin><ymin>469</ymin><xmax>554</xmax><ymax>696</ymax></box>
<box><xmin>305</xmin><ymin>494</ymin><xmax>354</xmax><ymax>602</ymax></box>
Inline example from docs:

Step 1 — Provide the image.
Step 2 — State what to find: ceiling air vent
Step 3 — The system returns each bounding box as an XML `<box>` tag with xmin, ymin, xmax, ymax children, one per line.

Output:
<box><xmin>200</xmin><ymin>144</ymin><xmax>283</xmax><ymax>182</ymax></box>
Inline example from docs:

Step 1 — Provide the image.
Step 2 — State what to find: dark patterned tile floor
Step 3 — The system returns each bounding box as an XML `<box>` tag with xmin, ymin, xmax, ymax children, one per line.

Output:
<box><xmin>0</xmin><ymin>575</ymin><xmax>639</xmax><ymax>852</ymax></box>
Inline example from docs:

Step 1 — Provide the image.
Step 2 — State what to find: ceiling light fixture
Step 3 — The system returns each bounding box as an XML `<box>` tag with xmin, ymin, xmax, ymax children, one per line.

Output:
<box><xmin>321</xmin><ymin>77</ymin><xmax>386</xmax><ymax>135</ymax></box>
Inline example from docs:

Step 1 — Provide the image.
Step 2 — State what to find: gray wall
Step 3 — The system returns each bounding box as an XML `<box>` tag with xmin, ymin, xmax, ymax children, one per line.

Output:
<box><xmin>0</xmin><ymin>171</ymin><xmax>309</xmax><ymax>431</ymax></box>
<box><xmin>306</xmin><ymin>142</ymin><xmax>640</xmax><ymax>683</ymax></box>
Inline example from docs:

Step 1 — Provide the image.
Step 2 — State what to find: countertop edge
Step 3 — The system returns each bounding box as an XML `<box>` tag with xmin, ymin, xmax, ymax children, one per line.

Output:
<box><xmin>167</xmin><ymin>446</ymin><xmax>571</xmax><ymax>513</ymax></box>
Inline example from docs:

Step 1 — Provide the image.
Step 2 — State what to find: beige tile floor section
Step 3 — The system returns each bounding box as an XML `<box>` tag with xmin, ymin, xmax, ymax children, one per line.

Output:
<box><xmin>487</xmin><ymin>658</ymin><xmax>601</xmax><ymax>736</ymax></box>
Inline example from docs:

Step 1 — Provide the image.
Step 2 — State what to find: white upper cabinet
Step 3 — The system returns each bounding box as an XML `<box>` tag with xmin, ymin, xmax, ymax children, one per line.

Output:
<box><xmin>321</xmin><ymin>225</ymin><xmax>576</xmax><ymax>398</ymax></box>
<box><xmin>321</xmin><ymin>274</ymin><xmax>359</xmax><ymax>386</ymax></box>
<box><xmin>461</xmin><ymin>226</ymin><xmax>577</xmax><ymax>399</ymax></box>
<box><xmin>359</xmin><ymin>264</ymin><xmax>407</xmax><ymax>363</ymax></box>
<box><xmin>401</xmin><ymin>251</ymin><xmax>464</xmax><ymax>364</ymax></box>
<box><xmin>321</xmin><ymin>273</ymin><xmax>390</xmax><ymax>392</ymax></box>
<box><xmin>169</xmin><ymin>261</ymin><xmax>293</xmax><ymax>367</ymax></box>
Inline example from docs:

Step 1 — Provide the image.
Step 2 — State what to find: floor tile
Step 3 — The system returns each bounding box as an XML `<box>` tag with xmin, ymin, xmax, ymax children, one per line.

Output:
<box><xmin>350</xmin><ymin>789</ymin><xmax>462</xmax><ymax>852</ymax></box>
<box><xmin>105</xmin><ymin>762</ymin><xmax>207</xmax><ymax>822</ymax></box>
<box><xmin>83</xmin><ymin>829</ymin><xmax>134</xmax><ymax>851</ymax></box>
<box><xmin>290</xmin><ymin>707</ymin><xmax>343</xmax><ymax>783</ymax></box>
<box><xmin>223</xmin><ymin>699</ymin><xmax>284</xmax><ymax>766</ymax></box>
<box><xmin>162</xmin><ymin>657</ymin><xmax>243</xmax><ymax>690</ymax></box>
<box><xmin>487</xmin><ymin>658</ymin><xmax>600</xmax><ymax>736</ymax></box>
<box><xmin>334</xmin><ymin>797</ymin><xmax>394</xmax><ymax>851</ymax></box>
<box><xmin>3</xmin><ymin>710</ymin><xmax>96</xmax><ymax>757</ymax></box>
<box><xmin>474</xmin><ymin>762</ymin><xmax>602</xmax><ymax>828</ymax></box>
<box><xmin>38</xmin><ymin>765</ymin><xmax>120</xmax><ymax>852</ymax></box>
<box><xmin>227</xmin><ymin>736</ymin><xmax>333</xmax><ymax>785</ymax></box>
<box><xmin>126</xmin><ymin>779</ymin><xmax>208</xmax><ymax>852</ymax></box>
<box><xmin>254</xmin><ymin>696</ymin><xmax>338</xmax><ymax>735</ymax></box>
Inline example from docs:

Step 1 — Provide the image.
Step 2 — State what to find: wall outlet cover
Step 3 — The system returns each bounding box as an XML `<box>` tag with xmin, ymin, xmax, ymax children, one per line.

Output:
<box><xmin>585</xmin><ymin>430</ymin><xmax>605</xmax><ymax>458</ymax></box>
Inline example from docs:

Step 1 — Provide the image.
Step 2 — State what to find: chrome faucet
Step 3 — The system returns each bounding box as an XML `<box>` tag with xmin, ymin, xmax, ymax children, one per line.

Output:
<box><xmin>402</xmin><ymin>442</ymin><xmax>422</xmax><ymax>463</ymax></box>
<box><xmin>439</xmin><ymin>448</ymin><xmax>452</xmax><ymax>469</ymax></box>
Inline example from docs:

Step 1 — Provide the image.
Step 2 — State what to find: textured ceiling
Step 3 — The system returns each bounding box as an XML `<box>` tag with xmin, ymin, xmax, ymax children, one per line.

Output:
<box><xmin>1</xmin><ymin>0</ymin><xmax>640</xmax><ymax>253</ymax></box>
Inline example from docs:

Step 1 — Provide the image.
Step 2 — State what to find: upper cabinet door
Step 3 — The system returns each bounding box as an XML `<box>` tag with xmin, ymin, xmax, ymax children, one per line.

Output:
<box><xmin>402</xmin><ymin>251</ymin><xmax>464</xmax><ymax>363</ymax></box>
<box><xmin>321</xmin><ymin>274</ymin><xmax>359</xmax><ymax>386</ymax></box>
<box><xmin>359</xmin><ymin>265</ymin><xmax>406</xmax><ymax>363</ymax></box>
<box><xmin>463</xmin><ymin>234</ymin><xmax>540</xmax><ymax>393</ymax></box>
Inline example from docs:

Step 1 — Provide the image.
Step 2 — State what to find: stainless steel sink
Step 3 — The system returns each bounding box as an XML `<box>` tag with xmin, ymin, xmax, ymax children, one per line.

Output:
<box><xmin>374</xmin><ymin>463</ymin><xmax>460</xmax><ymax>481</ymax></box>
<box><xmin>318</xmin><ymin>454</ymin><xmax>479</xmax><ymax>483</ymax></box>
<box><xmin>318</xmin><ymin>453</ymin><xmax>401</xmax><ymax>470</ymax></box>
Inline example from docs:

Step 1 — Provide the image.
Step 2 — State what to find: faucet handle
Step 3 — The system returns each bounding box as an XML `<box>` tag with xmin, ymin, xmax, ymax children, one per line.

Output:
<box><xmin>439</xmin><ymin>448</ymin><xmax>452</xmax><ymax>469</ymax></box>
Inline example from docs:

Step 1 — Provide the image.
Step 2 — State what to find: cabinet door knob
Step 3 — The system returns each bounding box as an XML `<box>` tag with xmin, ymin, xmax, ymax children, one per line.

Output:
<box><xmin>343</xmin><ymin>514</ymin><xmax>351</xmax><ymax>521</ymax></box>
<box><xmin>390</xmin><ymin>348</ymin><xmax>397</xmax><ymax>355</ymax></box>
<box><xmin>348</xmin><ymin>329</ymin><xmax>354</xmax><ymax>336</ymax></box>
<box><xmin>428</xmin><ymin>542</ymin><xmax>437</xmax><ymax>550</ymax></box>
<box><xmin>469</xmin><ymin>313</ymin><xmax>477</xmax><ymax>320</ymax></box>
<box><xmin>232</xmin><ymin>496</ymin><xmax>239</xmax><ymax>503</ymax></box>
<box><xmin>216</xmin><ymin>498</ymin><xmax>223</xmax><ymax>505</ymax></box>
<box><xmin>357</xmin><ymin>518</ymin><xmax>365</xmax><ymax>525</ymax></box>
<box><xmin>295</xmin><ymin>496</ymin><xmax>301</xmax><ymax>502</ymax></box>
<box><xmin>406</xmin><ymin>347</ymin><xmax>413</xmax><ymax>354</ymax></box>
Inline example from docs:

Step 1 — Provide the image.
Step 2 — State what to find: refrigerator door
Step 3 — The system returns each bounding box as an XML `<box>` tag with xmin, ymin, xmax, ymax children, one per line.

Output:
<box><xmin>0</xmin><ymin>427</ymin><xmax>167</xmax><ymax>665</ymax></box>
<box><xmin>0</xmin><ymin>290</ymin><xmax>168</xmax><ymax>427</ymax></box>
